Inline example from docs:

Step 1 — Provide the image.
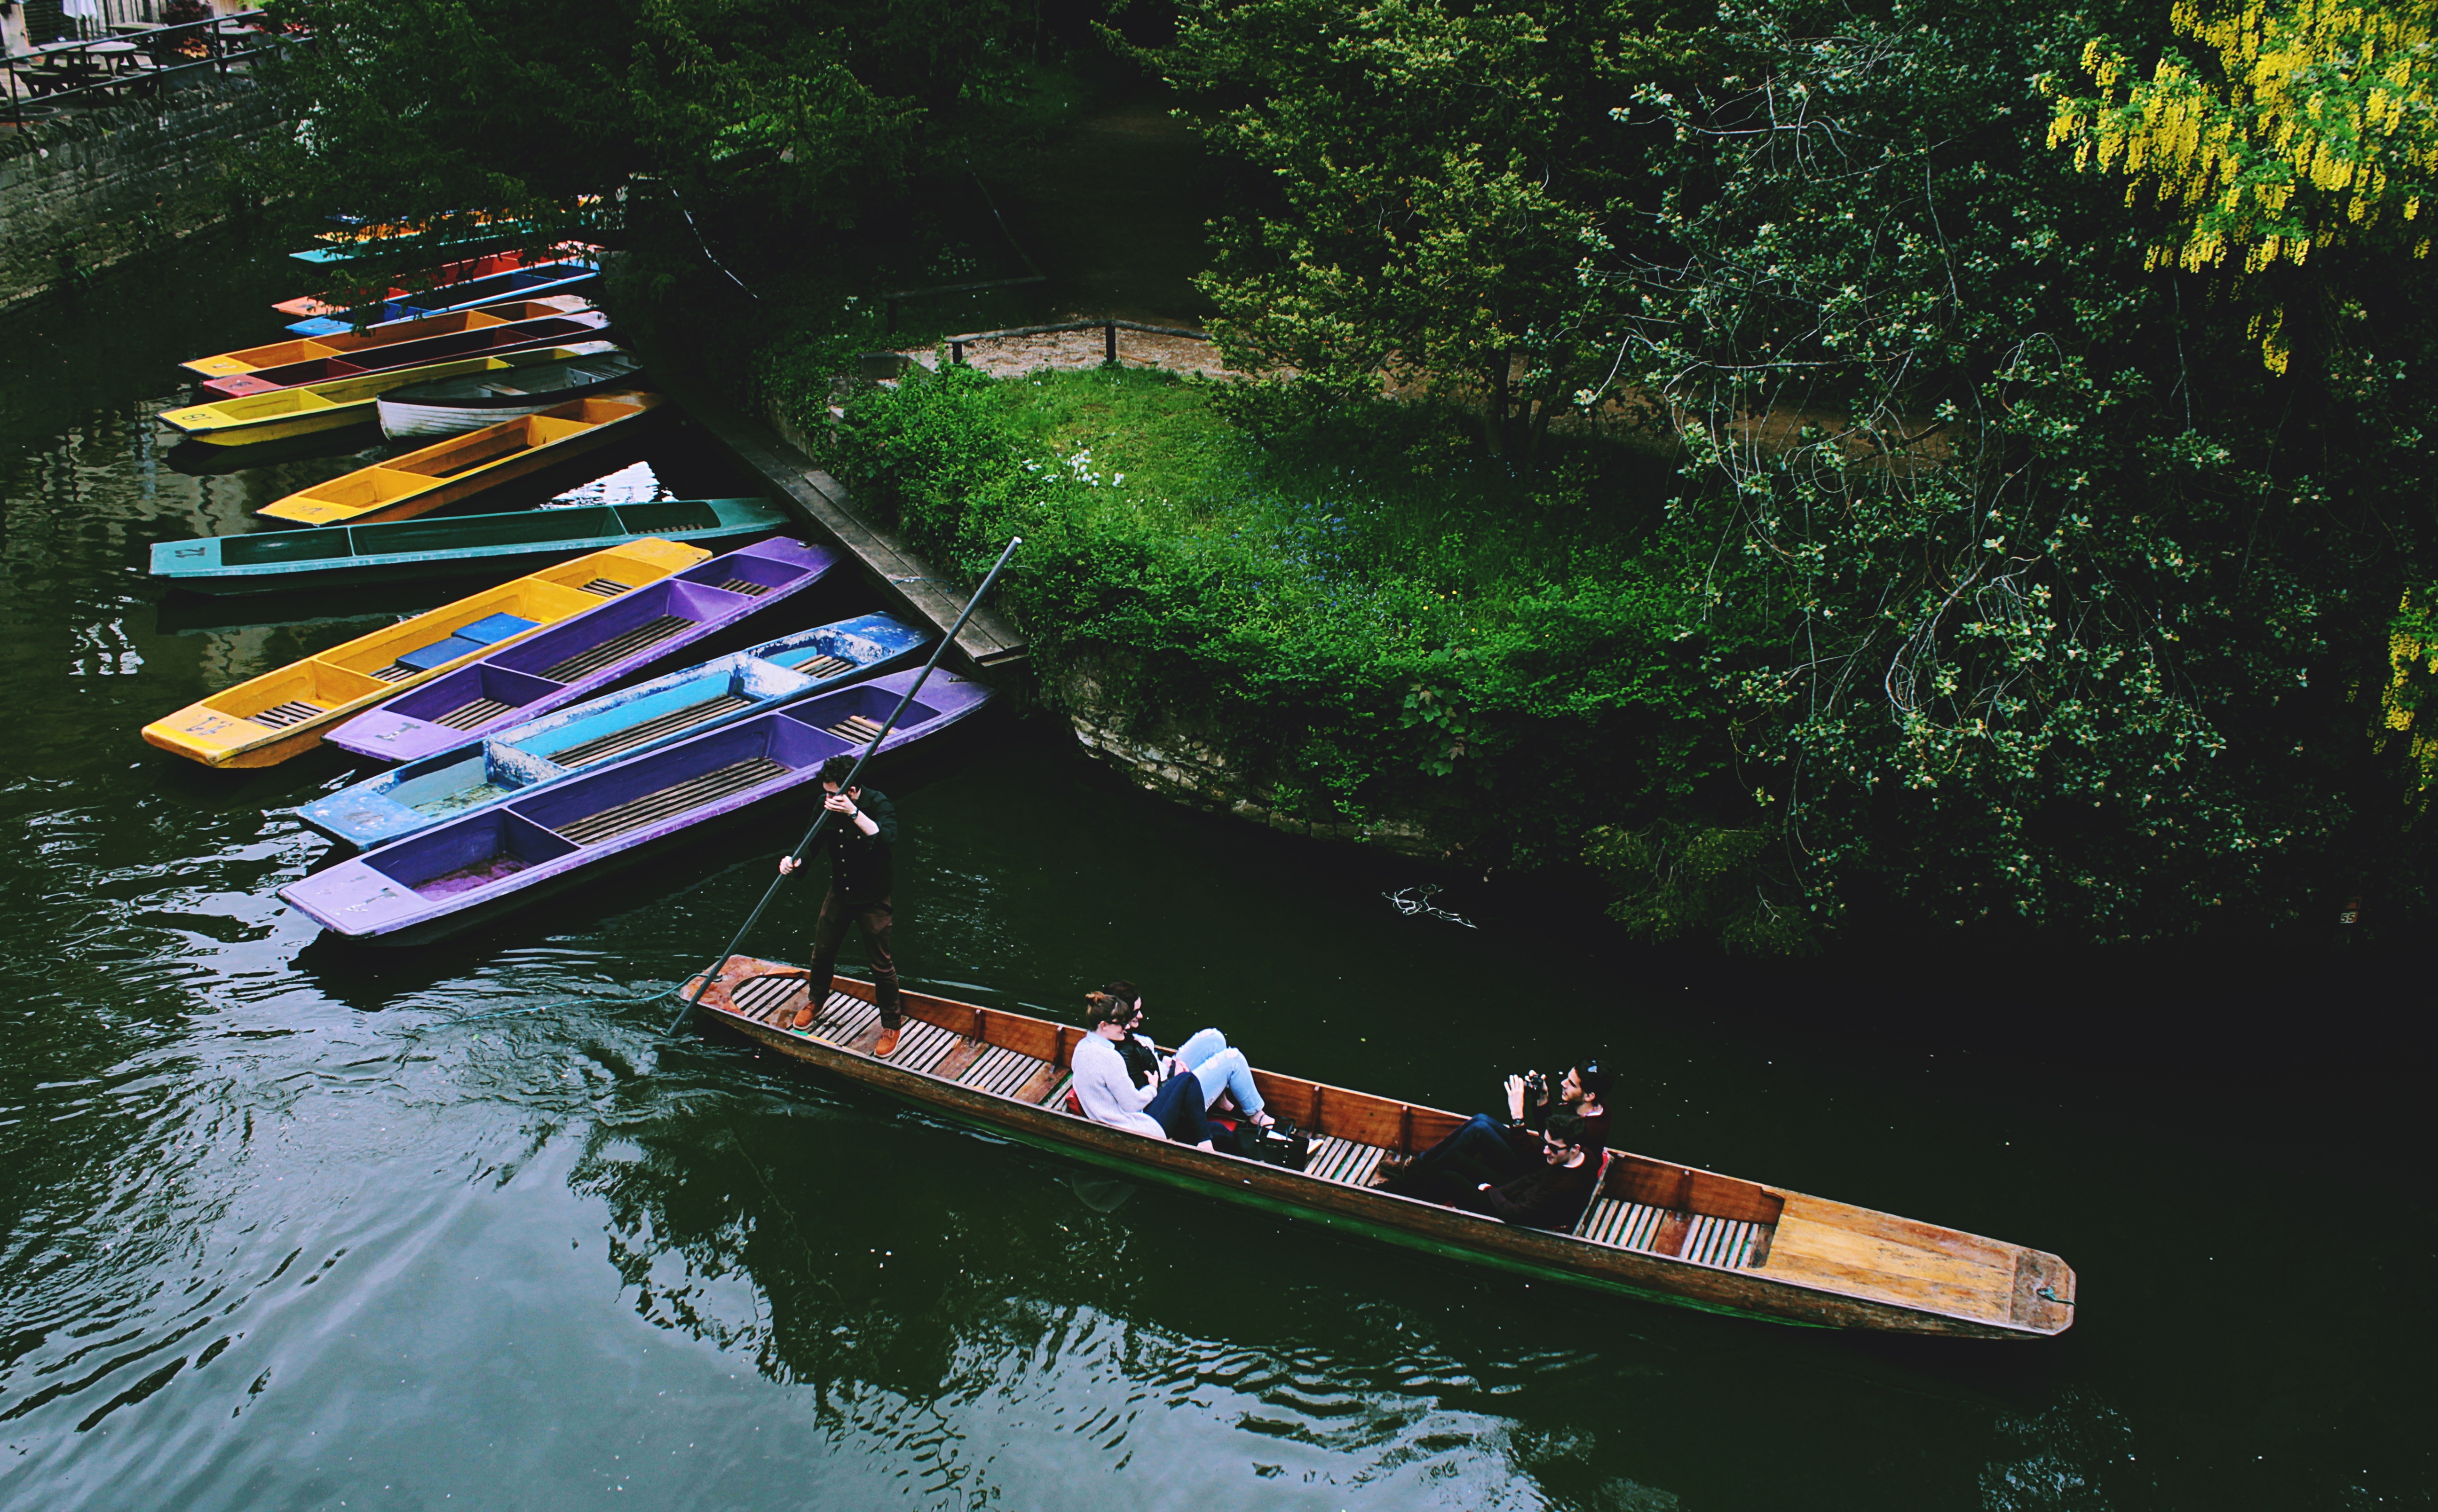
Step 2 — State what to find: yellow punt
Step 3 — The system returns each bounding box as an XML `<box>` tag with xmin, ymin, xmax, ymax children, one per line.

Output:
<box><xmin>160</xmin><ymin>344</ymin><xmax>619</xmax><ymax>447</ymax></box>
<box><xmin>257</xmin><ymin>390</ymin><xmax>664</xmax><ymax>527</ymax></box>
<box><xmin>141</xmin><ymin>539</ymin><xmax>710</xmax><ymax>769</ymax></box>
<box><xmin>178</xmin><ymin>297</ymin><xmax>596</xmax><ymax>380</ymax></box>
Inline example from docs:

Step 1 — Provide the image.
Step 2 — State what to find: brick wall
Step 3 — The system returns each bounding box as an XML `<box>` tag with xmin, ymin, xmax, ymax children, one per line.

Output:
<box><xmin>0</xmin><ymin>75</ymin><xmax>277</xmax><ymax>310</ymax></box>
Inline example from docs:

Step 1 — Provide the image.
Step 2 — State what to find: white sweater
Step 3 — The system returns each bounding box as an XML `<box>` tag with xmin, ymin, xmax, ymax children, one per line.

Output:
<box><xmin>1071</xmin><ymin>1032</ymin><xmax>1164</xmax><ymax>1139</ymax></box>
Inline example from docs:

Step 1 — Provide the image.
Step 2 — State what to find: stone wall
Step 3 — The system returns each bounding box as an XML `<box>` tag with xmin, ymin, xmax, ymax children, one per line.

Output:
<box><xmin>0</xmin><ymin>75</ymin><xmax>277</xmax><ymax>310</ymax></box>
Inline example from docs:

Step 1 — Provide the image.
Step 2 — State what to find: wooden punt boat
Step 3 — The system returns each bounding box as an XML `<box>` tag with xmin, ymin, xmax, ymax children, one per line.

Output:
<box><xmin>186</xmin><ymin>297</ymin><xmax>600</xmax><ymax>383</ymax></box>
<box><xmin>190</xmin><ymin>309</ymin><xmax>613</xmax><ymax>402</ymax></box>
<box><xmin>255</xmin><ymin>391</ymin><xmax>665</xmax><ymax>527</ymax></box>
<box><xmin>142</xmin><ymin>539</ymin><xmax>711</xmax><ymax>769</ymax></box>
<box><xmin>148</xmin><ymin>498</ymin><xmax>790</xmax><ymax>596</ymax></box>
<box><xmin>272</xmin><ymin>246</ymin><xmax>597</xmax><ymax>320</ymax></box>
<box><xmin>277</xmin><ymin>669</ymin><xmax>994</xmax><ymax>942</ymax></box>
<box><xmin>295</xmin><ymin>613</ymin><xmax>928</xmax><ymax>849</ymax></box>
<box><xmin>322</xmin><ymin>536</ymin><xmax>839</xmax><ymax>763</ymax></box>
<box><xmin>281</xmin><ymin>258</ymin><xmax>601</xmax><ymax>338</ymax></box>
<box><xmin>377</xmin><ymin>349</ymin><xmax>645</xmax><ymax>438</ymax></box>
<box><xmin>161</xmin><ymin>341</ymin><xmax>623</xmax><ymax>447</ymax></box>
<box><xmin>679</xmin><ymin>967</ymin><xmax>2078</xmax><ymax>1339</ymax></box>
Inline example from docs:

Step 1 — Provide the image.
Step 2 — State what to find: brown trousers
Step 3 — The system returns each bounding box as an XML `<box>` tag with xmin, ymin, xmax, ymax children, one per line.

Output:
<box><xmin>810</xmin><ymin>890</ymin><xmax>901</xmax><ymax>1027</ymax></box>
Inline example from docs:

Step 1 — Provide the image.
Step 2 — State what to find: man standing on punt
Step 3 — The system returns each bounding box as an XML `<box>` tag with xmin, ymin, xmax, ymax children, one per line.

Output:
<box><xmin>777</xmin><ymin>752</ymin><xmax>905</xmax><ymax>1055</ymax></box>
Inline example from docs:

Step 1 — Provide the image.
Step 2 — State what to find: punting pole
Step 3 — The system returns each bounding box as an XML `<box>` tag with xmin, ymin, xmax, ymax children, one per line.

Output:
<box><xmin>663</xmin><ymin>535</ymin><xmax>1022</xmax><ymax>1035</ymax></box>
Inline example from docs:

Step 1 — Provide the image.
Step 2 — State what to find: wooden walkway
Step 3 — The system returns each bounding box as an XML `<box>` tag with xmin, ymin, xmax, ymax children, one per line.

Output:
<box><xmin>638</xmin><ymin>353</ymin><xmax>1029</xmax><ymax>670</ymax></box>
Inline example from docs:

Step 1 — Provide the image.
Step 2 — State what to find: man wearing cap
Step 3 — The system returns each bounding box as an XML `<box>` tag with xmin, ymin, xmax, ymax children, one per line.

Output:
<box><xmin>777</xmin><ymin>752</ymin><xmax>905</xmax><ymax>1054</ymax></box>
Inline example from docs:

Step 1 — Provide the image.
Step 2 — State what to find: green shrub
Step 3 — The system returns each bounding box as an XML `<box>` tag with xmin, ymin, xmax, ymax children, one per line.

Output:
<box><xmin>807</xmin><ymin>362</ymin><xmax>1776</xmax><ymax>867</ymax></box>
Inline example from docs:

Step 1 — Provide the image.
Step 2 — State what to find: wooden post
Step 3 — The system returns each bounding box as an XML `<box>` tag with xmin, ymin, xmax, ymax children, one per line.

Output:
<box><xmin>950</xmin><ymin>340</ymin><xmax>966</xmax><ymax>365</ymax></box>
<box><xmin>1104</xmin><ymin>323</ymin><xmax>1117</xmax><ymax>365</ymax></box>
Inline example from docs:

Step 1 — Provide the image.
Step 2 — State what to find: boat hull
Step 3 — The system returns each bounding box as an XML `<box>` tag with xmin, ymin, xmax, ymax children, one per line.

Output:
<box><xmin>375</xmin><ymin>352</ymin><xmax>646</xmax><ymax>438</ymax></box>
<box><xmin>162</xmin><ymin>342</ymin><xmax>621</xmax><ymax>448</ymax></box>
<box><xmin>323</xmin><ymin>536</ymin><xmax>839</xmax><ymax>763</ymax></box>
<box><xmin>141</xmin><ymin>539</ymin><xmax>710</xmax><ymax>769</ymax></box>
<box><xmin>256</xmin><ymin>391</ymin><xmax>664</xmax><ymax>527</ymax></box>
<box><xmin>277</xmin><ymin>670</ymin><xmax>995</xmax><ymax>940</ymax></box>
<box><xmin>149</xmin><ymin>498</ymin><xmax>792</xmax><ymax>596</ymax></box>
<box><xmin>293</xmin><ymin>613</ymin><xmax>928</xmax><ymax>849</ymax></box>
<box><xmin>692</xmin><ymin>968</ymin><xmax>2078</xmax><ymax>1339</ymax></box>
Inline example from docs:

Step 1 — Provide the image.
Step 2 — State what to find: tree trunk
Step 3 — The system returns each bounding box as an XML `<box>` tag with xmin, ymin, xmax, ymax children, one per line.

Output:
<box><xmin>1483</xmin><ymin>349</ymin><xmax>1512</xmax><ymax>457</ymax></box>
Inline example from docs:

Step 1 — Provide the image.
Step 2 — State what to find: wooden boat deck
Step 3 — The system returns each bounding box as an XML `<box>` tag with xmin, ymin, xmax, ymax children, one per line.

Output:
<box><xmin>689</xmin><ymin>962</ymin><xmax>2075</xmax><ymax>1337</ymax></box>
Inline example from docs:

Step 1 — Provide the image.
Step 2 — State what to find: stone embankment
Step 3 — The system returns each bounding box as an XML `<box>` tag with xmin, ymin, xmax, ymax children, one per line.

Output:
<box><xmin>0</xmin><ymin>76</ymin><xmax>277</xmax><ymax>310</ymax></box>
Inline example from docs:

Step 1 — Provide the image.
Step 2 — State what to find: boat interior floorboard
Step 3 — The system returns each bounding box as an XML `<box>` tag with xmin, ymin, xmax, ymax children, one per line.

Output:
<box><xmin>434</xmin><ymin>697</ymin><xmax>516</xmax><ymax>731</ymax></box>
<box><xmin>540</xmin><ymin>615</ymin><xmax>691</xmax><ymax>682</ymax></box>
<box><xmin>548</xmin><ymin>692</ymin><xmax>753</xmax><ymax>766</ymax></box>
<box><xmin>553</xmin><ymin>756</ymin><xmax>787</xmax><ymax>845</ymax></box>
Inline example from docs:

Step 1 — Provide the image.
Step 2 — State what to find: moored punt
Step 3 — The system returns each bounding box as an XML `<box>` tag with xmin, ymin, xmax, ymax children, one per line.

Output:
<box><xmin>184</xmin><ymin>297</ymin><xmax>601</xmax><ymax>382</ymax></box>
<box><xmin>281</xmin><ymin>257</ymin><xmax>601</xmax><ymax>338</ymax></box>
<box><xmin>191</xmin><ymin>310</ymin><xmax>613</xmax><ymax>401</ymax></box>
<box><xmin>149</xmin><ymin>498</ymin><xmax>791</xmax><ymax>596</ymax></box>
<box><xmin>255</xmin><ymin>391</ymin><xmax>665</xmax><ymax>527</ymax></box>
<box><xmin>272</xmin><ymin>247</ymin><xmax>597</xmax><ymax>320</ymax></box>
<box><xmin>277</xmin><ymin>668</ymin><xmax>993</xmax><ymax>942</ymax></box>
<box><xmin>141</xmin><ymin>538</ymin><xmax>711</xmax><ymax>769</ymax></box>
<box><xmin>323</xmin><ymin>536</ymin><xmax>841</xmax><ymax>763</ymax></box>
<box><xmin>162</xmin><ymin>341</ymin><xmax>624</xmax><ymax>447</ymax></box>
<box><xmin>295</xmin><ymin>612</ymin><xmax>927</xmax><ymax>849</ymax></box>
<box><xmin>377</xmin><ymin>349</ymin><xmax>646</xmax><ymax>438</ymax></box>
<box><xmin>683</xmin><ymin>966</ymin><xmax>2079</xmax><ymax>1339</ymax></box>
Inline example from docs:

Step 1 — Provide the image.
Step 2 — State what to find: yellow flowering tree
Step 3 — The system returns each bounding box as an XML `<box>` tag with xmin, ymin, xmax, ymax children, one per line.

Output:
<box><xmin>2047</xmin><ymin>0</ymin><xmax>2438</xmax><ymax>370</ymax></box>
<box><xmin>2381</xmin><ymin>589</ymin><xmax>2438</xmax><ymax>809</ymax></box>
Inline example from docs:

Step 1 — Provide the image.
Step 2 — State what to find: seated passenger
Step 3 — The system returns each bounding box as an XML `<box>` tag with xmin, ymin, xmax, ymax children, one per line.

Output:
<box><xmin>1368</xmin><ymin>1057</ymin><xmax>1610</xmax><ymax>1197</ymax></box>
<box><xmin>1071</xmin><ymin>989</ymin><xmax>1215</xmax><ymax>1150</ymax></box>
<box><xmin>1459</xmin><ymin>1112</ymin><xmax>1603</xmax><ymax>1231</ymax></box>
<box><xmin>1095</xmin><ymin>980</ymin><xmax>1275</xmax><ymax>1128</ymax></box>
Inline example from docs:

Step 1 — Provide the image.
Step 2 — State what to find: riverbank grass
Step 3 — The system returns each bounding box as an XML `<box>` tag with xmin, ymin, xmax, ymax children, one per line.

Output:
<box><xmin>808</xmin><ymin>361</ymin><xmax>1769</xmax><ymax>866</ymax></box>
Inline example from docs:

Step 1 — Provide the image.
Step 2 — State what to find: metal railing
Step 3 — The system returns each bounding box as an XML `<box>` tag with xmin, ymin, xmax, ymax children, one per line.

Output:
<box><xmin>4</xmin><ymin>9</ymin><xmax>293</xmax><ymax>126</ymax></box>
<box><xmin>942</xmin><ymin>319</ymin><xmax>1213</xmax><ymax>366</ymax></box>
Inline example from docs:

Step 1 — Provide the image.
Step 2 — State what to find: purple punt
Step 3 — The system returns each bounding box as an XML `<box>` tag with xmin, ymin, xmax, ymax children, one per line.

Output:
<box><xmin>278</xmin><ymin>667</ymin><xmax>994</xmax><ymax>945</ymax></box>
<box><xmin>325</xmin><ymin>536</ymin><xmax>839</xmax><ymax>763</ymax></box>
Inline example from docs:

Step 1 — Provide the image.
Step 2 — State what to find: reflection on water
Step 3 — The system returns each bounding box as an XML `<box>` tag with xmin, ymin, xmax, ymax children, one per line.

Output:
<box><xmin>543</xmin><ymin>459</ymin><xmax>675</xmax><ymax>508</ymax></box>
<box><xmin>1</xmin><ymin>221</ymin><xmax>2429</xmax><ymax>1512</ymax></box>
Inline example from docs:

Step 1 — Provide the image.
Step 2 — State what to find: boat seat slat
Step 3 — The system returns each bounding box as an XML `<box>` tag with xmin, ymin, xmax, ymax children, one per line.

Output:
<box><xmin>807</xmin><ymin>997</ymin><xmax>880</xmax><ymax>1045</ymax></box>
<box><xmin>961</xmin><ymin>1046</ymin><xmax>1030</xmax><ymax>1095</ymax></box>
<box><xmin>792</xmin><ymin>656</ymin><xmax>855</xmax><ymax>679</ymax></box>
<box><xmin>540</xmin><ymin>614</ymin><xmax>692</xmax><ymax>683</ymax></box>
<box><xmin>247</xmin><ymin>699</ymin><xmax>325</xmax><ymax>729</ymax></box>
<box><xmin>432</xmin><ymin>696</ymin><xmax>517</xmax><ymax>731</ymax></box>
<box><xmin>888</xmin><ymin>1022</ymin><xmax>962</xmax><ymax>1073</ymax></box>
<box><xmin>552</xmin><ymin>756</ymin><xmax>786</xmax><ymax>845</ymax></box>
<box><xmin>1305</xmin><ymin>1136</ymin><xmax>1389</xmax><ymax>1186</ymax></box>
<box><xmin>715</xmin><ymin>577</ymin><xmax>772</xmax><ymax>597</ymax></box>
<box><xmin>825</xmin><ymin>714</ymin><xmax>888</xmax><ymax>744</ymax></box>
<box><xmin>369</xmin><ymin>662</ymin><xmax>419</xmax><ymax>683</ymax></box>
<box><xmin>730</xmin><ymin>972</ymin><xmax>808</xmax><ymax>1024</ymax></box>
<box><xmin>1018</xmin><ymin>1066</ymin><xmax>1068</xmax><ymax>1105</ymax></box>
<box><xmin>547</xmin><ymin>692</ymin><xmax>752</xmax><ymax>767</ymax></box>
<box><xmin>576</xmin><ymin>577</ymin><xmax>632</xmax><ymax>597</ymax></box>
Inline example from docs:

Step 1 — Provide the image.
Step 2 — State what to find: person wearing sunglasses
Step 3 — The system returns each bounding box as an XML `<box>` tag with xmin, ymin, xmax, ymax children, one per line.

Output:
<box><xmin>1070</xmin><ymin>989</ymin><xmax>1221</xmax><ymax>1150</ymax></box>
<box><xmin>1089</xmin><ymin>980</ymin><xmax>1276</xmax><ymax>1130</ymax></box>
<box><xmin>1368</xmin><ymin>1058</ymin><xmax>1610</xmax><ymax>1199</ymax></box>
<box><xmin>1455</xmin><ymin>1111</ymin><xmax>1602</xmax><ymax>1230</ymax></box>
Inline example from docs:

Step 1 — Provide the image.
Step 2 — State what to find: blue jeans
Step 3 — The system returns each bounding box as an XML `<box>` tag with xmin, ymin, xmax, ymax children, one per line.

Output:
<box><xmin>1144</xmin><ymin>1072</ymin><xmax>1210</xmax><ymax>1145</ymax></box>
<box><xmin>1174</xmin><ymin>1027</ymin><xmax>1265</xmax><ymax>1118</ymax></box>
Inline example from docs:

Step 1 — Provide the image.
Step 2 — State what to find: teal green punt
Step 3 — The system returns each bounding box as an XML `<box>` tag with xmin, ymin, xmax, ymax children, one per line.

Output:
<box><xmin>148</xmin><ymin>499</ymin><xmax>792</xmax><ymax>595</ymax></box>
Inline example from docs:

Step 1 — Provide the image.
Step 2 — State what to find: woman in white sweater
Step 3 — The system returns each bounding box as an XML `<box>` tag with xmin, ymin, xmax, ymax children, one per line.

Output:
<box><xmin>1071</xmin><ymin>990</ymin><xmax>1215</xmax><ymax>1149</ymax></box>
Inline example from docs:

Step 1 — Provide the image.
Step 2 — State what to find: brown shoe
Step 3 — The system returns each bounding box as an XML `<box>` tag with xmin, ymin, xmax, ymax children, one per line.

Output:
<box><xmin>873</xmin><ymin>1024</ymin><xmax>902</xmax><ymax>1057</ymax></box>
<box><xmin>788</xmin><ymin>1002</ymin><xmax>816</xmax><ymax>1031</ymax></box>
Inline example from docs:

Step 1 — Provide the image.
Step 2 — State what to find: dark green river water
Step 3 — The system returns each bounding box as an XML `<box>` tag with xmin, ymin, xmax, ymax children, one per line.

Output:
<box><xmin>0</xmin><ymin>227</ymin><xmax>2428</xmax><ymax>1512</ymax></box>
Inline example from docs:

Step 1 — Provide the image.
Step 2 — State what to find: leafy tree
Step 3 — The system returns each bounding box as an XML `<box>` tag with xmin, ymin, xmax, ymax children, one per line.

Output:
<box><xmin>1154</xmin><ymin>0</ymin><xmax>1702</xmax><ymax>464</ymax></box>
<box><xmin>247</xmin><ymin>0</ymin><xmax>1093</xmax><ymax>289</ymax></box>
<box><xmin>1608</xmin><ymin>0</ymin><xmax>2438</xmax><ymax>940</ymax></box>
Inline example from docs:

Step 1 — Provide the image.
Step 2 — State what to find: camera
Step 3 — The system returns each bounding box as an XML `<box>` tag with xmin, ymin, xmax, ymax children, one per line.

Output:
<box><xmin>1522</xmin><ymin>1069</ymin><xmax>1549</xmax><ymax>1099</ymax></box>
